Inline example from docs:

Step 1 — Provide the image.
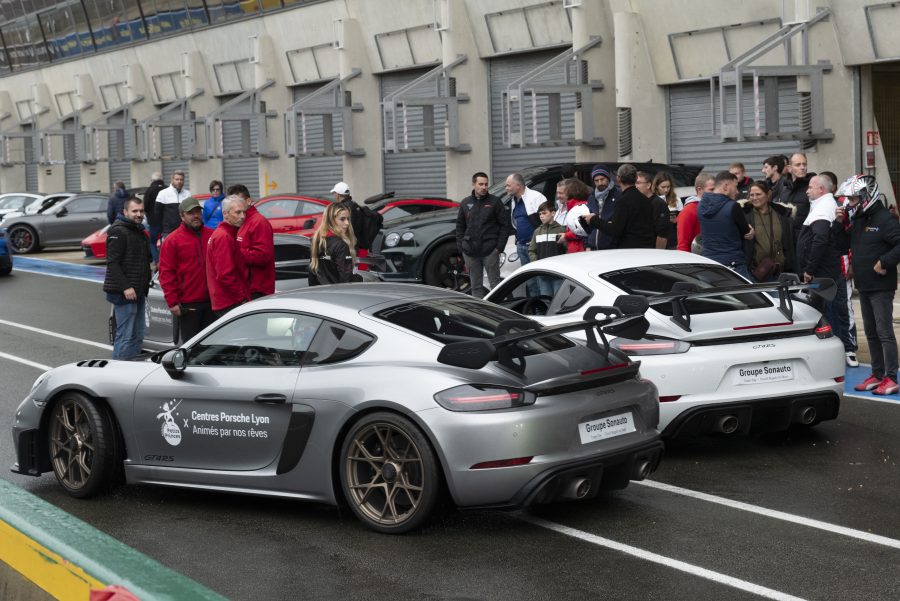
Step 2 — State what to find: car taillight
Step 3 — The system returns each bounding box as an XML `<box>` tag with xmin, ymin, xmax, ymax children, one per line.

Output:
<box><xmin>434</xmin><ymin>385</ymin><xmax>535</xmax><ymax>412</ymax></box>
<box><xmin>609</xmin><ymin>337</ymin><xmax>691</xmax><ymax>355</ymax></box>
<box><xmin>815</xmin><ymin>317</ymin><xmax>833</xmax><ymax>339</ymax></box>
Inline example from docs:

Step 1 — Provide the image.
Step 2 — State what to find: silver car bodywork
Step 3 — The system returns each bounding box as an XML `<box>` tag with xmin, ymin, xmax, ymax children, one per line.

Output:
<box><xmin>3</xmin><ymin>193</ymin><xmax>108</xmax><ymax>253</ymax></box>
<box><xmin>14</xmin><ymin>284</ymin><xmax>663</xmax><ymax>533</ymax></box>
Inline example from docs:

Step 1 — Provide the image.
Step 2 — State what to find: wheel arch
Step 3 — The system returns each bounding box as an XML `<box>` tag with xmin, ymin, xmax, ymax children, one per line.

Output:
<box><xmin>328</xmin><ymin>401</ymin><xmax>452</xmax><ymax>508</ymax></box>
<box><xmin>39</xmin><ymin>387</ymin><xmax>129</xmax><ymax>472</ymax></box>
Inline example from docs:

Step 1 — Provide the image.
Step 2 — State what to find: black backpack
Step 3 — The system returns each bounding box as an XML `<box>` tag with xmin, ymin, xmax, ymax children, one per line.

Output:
<box><xmin>355</xmin><ymin>205</ymin><xmax>383</xmax><ymax>250</ymax></box>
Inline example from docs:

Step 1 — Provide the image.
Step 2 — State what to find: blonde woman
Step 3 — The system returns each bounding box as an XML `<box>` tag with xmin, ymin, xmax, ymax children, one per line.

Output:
<box><xmin>309</xmin><ymin>203</ymin><xmax>360</xmax><ymax>285</ymax></box>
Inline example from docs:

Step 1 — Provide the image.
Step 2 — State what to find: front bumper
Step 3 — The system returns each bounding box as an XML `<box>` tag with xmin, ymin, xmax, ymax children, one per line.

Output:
<box><xmin>11</xmin><ymin>427</ymin><xmax>49</xmax><ymax>476</ymax></box>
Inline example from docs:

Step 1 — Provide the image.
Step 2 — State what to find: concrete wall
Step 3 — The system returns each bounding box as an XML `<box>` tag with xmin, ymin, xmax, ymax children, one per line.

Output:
<box><xmin>0</xmin><ymin>0</ymin><xmax>895</xmax><ymax>197</ymax></box>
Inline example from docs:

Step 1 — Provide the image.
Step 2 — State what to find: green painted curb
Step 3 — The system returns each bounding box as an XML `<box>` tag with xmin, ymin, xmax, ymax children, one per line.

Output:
<box><xmin>0</xmin><ymin>479</ymin><xmax>227</xmax><ymax>601</ymax></box>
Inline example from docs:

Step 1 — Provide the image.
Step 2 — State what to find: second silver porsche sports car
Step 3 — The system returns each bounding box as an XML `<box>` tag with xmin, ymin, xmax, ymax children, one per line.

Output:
<box><xmin>13</xmin><ymin>284</ymin><xmax>663</xmax><ymax>533</ymax></box>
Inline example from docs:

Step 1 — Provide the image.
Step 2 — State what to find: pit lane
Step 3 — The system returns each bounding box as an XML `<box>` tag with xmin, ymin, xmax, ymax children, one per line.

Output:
<box><xmin>1</xmin><ymin>257</ymin><xmax>899</xmax><ymax>601</ymax></box>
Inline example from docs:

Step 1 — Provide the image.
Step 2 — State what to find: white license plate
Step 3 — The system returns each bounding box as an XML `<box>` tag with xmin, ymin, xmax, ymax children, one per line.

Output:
<box><xmin>578</xmin><ymin>411</ymin><xmax>636</xmax><ymax>444</ymax></box>
<box><xmin>735</xmin><ymin>362</ymin><xmax>794</xmax><ymax>385</ymax></box>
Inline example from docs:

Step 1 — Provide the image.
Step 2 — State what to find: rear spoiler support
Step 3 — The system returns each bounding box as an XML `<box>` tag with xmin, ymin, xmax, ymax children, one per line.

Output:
<box><xmin>437</xmin><ymin>295</ymin><xmax>650</xmax><ymax>373</ymax></box>
<box><xmin>649</xmin><ymin>273</ymin><xmax>835</xmax><ymax>332</ymax></box>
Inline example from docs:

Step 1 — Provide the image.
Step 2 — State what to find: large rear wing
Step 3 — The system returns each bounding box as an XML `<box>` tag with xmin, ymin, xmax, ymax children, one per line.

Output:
<box><xmin>646</xmin><ymin>273</ymin><xmax>835</xmax><ymax>332</ymax></box>
<box><xmin>437</xmin><ymin>295</ymin><xmax>650</xmax><ymax>373</ymax></box>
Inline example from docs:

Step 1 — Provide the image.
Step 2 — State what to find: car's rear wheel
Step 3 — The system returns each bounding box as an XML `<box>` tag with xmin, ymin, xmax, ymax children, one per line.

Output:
<box><xmin>339</xmin><ymin>412</ymin><xmax>441</xmax><ymax>534</ymax></box>
<box><xmin>48</xmin><ymin>392</ymin><xmax>121</xmax><ymax>498</ymax></box>
<box><xmin>423</xmin><ymin>241</ymin><xmax>469</xmax><ymax>292</ymax></box>
<box><xmin>8</xmin><ymin>225</ymin><xmax>38</xmax><ymax>254</ymax></box>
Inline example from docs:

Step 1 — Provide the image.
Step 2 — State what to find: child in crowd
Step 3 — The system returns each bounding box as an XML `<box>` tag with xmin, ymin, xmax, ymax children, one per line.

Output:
<box><xmin>528</xmin><ymin>200</ymin><xmax>567</xmax><ymax>296</ymax></box>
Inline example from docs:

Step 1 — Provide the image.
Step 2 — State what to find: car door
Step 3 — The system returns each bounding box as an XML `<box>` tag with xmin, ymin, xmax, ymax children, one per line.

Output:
<box><xmin>132</xmin><ymin>311</ymin><xmax>323</xmax><ymax>471</ymax></box>
<box><xmin>44</xmin><ymin>195</ymin><xmax>106</xmax><ymax>244</ymax></box>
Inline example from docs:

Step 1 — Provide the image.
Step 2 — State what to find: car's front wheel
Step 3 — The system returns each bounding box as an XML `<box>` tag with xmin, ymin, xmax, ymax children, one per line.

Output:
<box><xmin>8</xmin><ymin>224</ymin><xmax>38</xmax><ymax>254</ymax></box>
<box><xmin>339</xmin><ymin>412</ymin><xmax>442</xmax><ymax>534</ymax></box>
<box><xmin>423</xmin><ymin>241</ymin><xmax>469</xmax><ymax>292</ymax></box>
<box><xmin>48</xmin><ymin>392</ymin><xmax>122</xmax><ymax>498</ymax></box>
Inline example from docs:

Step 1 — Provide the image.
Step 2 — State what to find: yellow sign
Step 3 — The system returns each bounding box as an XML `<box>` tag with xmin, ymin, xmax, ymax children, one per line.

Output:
<box><xmin>264</xmin><ymin>172</ymin><xmax>279</xmax><ymax>196</ymax></box>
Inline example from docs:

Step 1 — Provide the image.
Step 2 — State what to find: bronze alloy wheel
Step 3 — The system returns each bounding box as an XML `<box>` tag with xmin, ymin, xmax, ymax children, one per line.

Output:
<box><xmin>48</xmin><ymin>393</ymin><xmax>119</xmax><ymax>498</ymax></box>
<box><xmin>341</xmin><ymin>412</ymin><xmax>440</xmax><ymax>533</ymax></box>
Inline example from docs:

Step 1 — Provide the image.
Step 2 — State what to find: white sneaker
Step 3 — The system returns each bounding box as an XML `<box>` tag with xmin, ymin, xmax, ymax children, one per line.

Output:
<box><xmin>845</xmin><ymin>352</ymin><xmax>859</xmax><ymax>367</ymax></box>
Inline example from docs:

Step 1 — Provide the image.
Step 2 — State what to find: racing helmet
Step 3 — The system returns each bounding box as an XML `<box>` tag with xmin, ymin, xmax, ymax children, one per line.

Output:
<box><xmin>836</xmin><ymin>175</ymin><xmax>880</xmax><ymax>214</ymax></box>
<box><xmin>565</xmin><ymin>203</ymin><xmax>590</xmax><ymax>238</ymax></box>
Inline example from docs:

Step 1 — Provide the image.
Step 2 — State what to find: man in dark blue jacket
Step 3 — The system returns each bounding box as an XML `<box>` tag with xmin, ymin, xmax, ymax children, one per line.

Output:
<box><xmin>106</xmin><ymin>180</ymin><xmax>128</xmax><ymax>225</ymax></box>
<box><xmin>585</xmin><ymin>165</ymin><xmax>619</xmax><ymax>250</ymax></box>
<box><xmin>698</xmin><ymin>171</ymin><xmax>754</xmax><ymax>279</ymax></box>
<box><xmin>835</xmin><ymin>175</ymin><xmax>900</xmax><ymax>395</ymax></box>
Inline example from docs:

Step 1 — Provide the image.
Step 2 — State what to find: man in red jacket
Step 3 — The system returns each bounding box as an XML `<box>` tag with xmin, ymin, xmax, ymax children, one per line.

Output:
<box><xmin>158</xmin><ymin>197</ymin><xmax>215</xmax><ymax>343</ymax></box>
<box><xmin>207</xmin><ymin>195</ymin><xmax>250</xmax><ymax>316</ymax></box>
<box><xmin>676</xmin><ymin>172</ymin><xmax>714</xmax><ymax>252</ymax></box>
<box><xmin>230</xmin><ymin>184</ymin><xmax>275</xmax><ymax>299</ymax></box>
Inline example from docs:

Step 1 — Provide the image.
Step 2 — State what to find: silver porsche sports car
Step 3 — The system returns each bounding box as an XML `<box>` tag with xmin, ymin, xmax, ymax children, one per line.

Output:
<box><xmin>12</xmin><ymin>284</ymin><xmax>663</xmax><ymax>533</ymax></box>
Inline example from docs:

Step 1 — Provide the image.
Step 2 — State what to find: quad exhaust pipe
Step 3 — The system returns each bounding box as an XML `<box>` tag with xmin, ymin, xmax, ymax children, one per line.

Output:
<box><xmin>795</xmin><ymin>406</ymin><xmax>817</xmax><ymax>425</ymax></box>
<box><xmin>714</xmin><ymin>415</ymin><xmax>740</xmax><ymax>435</ymax></box>
<box><xmin>564</xmin><ymin>477</ymin><xmax>592</xmax><ymax>499</ymax></box>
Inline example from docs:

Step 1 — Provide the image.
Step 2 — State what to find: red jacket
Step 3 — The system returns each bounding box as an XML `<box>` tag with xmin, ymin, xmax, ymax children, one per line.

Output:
<box><xmin>207</xmin><ymin>222</ymin><xmax>250</xmax><ymax>311</ymax></box>
<box><xmin>564</xmin><ymin>198</ymin><xmax>587</xmax><ymax>253</ymax></box>
<box><xmin>158</xmin><ymin>223</ymin><xmax>213</xmax><ymax>307</ymax></box>
<box><xmin>676</xmin><ymin>199</ymin><xmax>701</xmax><ymax>252</ymax></box>
<box><xmin>238</xmin><ymin>205</ymin><xmax>275</xmax><ymax>297</ymax></box>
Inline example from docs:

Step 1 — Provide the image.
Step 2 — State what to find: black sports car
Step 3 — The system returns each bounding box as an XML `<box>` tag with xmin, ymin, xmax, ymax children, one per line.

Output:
<box><xmin>370</xmin><ymin>162</ymin><xmax>703</xmax><ymax>289</ymax></box>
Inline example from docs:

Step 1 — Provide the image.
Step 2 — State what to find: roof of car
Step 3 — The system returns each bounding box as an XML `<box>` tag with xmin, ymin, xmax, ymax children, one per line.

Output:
<box><xmin>263</xmin><ymin>282</ymin><xmax>466</xmax><ymax>312</ymax></box>
<box><xmin>523</xmin><ymin>249</ymin><xmax>720</xmax><ymax>277</ymax></box>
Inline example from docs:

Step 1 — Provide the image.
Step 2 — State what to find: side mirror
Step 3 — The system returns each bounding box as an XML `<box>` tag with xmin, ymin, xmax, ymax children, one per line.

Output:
<box><xmin>161</xmin><ymin>348</ymin><xmax>187</xmax><ymax>379</ymax></box>
<box><xmin>302</xmin><ymin>219</ymin><xmax>315</xmax><ymax>229</ymax></box>
<box><xmin>56</xmin><ymin>207</ymin><xmax>68</xmax><ymax>217</ymax></box>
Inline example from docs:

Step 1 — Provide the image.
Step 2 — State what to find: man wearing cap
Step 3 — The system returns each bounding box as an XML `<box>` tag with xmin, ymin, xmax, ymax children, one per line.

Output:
<box><xmin>506</xmin><ymin>173</ymin><xmax>547</xmax><ymax>282</ymax></box>
<box><xmin>585</xmin><ymin>165</ymin><xmax>619</xmax><ymax>250</ymax></box>
<box><xmin>207</xmin><ymin>195</ymin><xmax>250</xmax><ymax>317</ymax></box>
<box><xmin>330</xmin><ymin>181</ymin><xmax>366</xmax><ymax>247</ymax></box>
<box><xmin>158</xmin><ymin>196</ymin><xmax>215</xmax><ymax>343</ymax></box>
<box><xmin>230</xmin><ymin>183</ymin><xmax>275</xmax><ymax>299</ymax></box>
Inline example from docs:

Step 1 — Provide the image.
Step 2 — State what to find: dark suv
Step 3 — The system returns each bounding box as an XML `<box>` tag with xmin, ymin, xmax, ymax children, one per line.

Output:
<box><xmin>370</xmin><ymin>161</ymin><xmax>703</xmax><ymax>290</ymax></box>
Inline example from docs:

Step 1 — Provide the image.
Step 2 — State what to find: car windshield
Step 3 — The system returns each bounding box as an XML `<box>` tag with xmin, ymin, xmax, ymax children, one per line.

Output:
<box><xmin>0</xmin><ymin>197</ymin><xmax>27</xmax><ymax>210</ymax></box>
<box><xmin>600</xmin><ymin>264</ymin><xmax>772</xmax><ymax>316</ymax></box>
<box><xmin>374</xmin><ymin>298</ymin><xmax>573</xmax><ymax>353</ymax></box>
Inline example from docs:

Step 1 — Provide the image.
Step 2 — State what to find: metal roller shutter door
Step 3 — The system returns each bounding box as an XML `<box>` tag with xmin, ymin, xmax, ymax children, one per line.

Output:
<box><xmin>293</xmin><ymin>85</ymin><xmax>343</xmax><ymax>197</ymax></box>
<box><xmin>381</xmin><ymin>70</ymin><xmax>447</xmax><ymax>198</ymax></box>
<box><xmin>108</xmin><ymin>115</ymin><xmax>131</xmax><ymax>189</ymax></box>
<box><xmin>24</xmin><ymin>129</ymin><xmax>38</xmax><ymax>192</ymax></box>
<box><xmin>160</xmin><ymin>123</ymin><xmax>190</xmax><ymax>190</ymax></box>
<box><xmin>489</xmin><ymin>50</ymin><xmax>577</xmax><ymax>184</ymax></box>
<box><xmin>668</xmin><ymin>80</ymin><xmax>801</xmax><ymax>175</ymax></box>
<box><xmin>222</xmin><ymin>98</ymin><xmax>260</xmax><ymax>198</ymax></box>
<box><xmin>64</xmin><ymin>132</ymin><xmax>80</xmax><ymax>191</ymax></box>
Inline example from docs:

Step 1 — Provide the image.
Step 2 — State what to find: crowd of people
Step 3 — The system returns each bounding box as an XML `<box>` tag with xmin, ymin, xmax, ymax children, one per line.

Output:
<box><xmin>102</xmin><ymin>154</ymin><xmax>900</xmax><ymax>396</ymax></box>
<box><xmin>102</xmin><ymin>174</ymin><xmax>376</xmax><ymax>361</ymax></box>
<box><xmin>454</xmin><ymin>154</ymin><xmax>900</xmax><ymax>395</ymax></box>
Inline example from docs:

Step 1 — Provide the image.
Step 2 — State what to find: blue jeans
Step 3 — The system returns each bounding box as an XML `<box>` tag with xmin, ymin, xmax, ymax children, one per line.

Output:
<box><xmin>516</xmin><ymin>242</ymin><xmax>539</xmax><ymax>296</ymax></box>
<box><xmin>148</xmin><ymin>224</ymin><xmax>161</xmax><ymax>264</ymax></box>
<box><xmin>537</xmin><ymin>276</ymin><xmax>561</xmax><ymax>297</ymax></box>
<box><xmin>822</xmin><ymin>274</ymin><xmax>854</xmax><ymax>353</ymax></box>
<box><xmin>112</xmin><ymin>296</ymin><xmax>146</xmax><ymax>359</ymax></box>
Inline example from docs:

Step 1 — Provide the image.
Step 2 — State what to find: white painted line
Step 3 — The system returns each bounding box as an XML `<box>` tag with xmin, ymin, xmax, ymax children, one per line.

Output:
<box><xmin>843</xmin><ymin>392</ymin><xmax>900</xmax><ymax>405</ymax></box>
<box><xmin>636</xmin><ymin>480</ymin><xmax>900</xmax><ymax>550</ymax></box>
<box><xmin>0</xmin><ymin>351</ymin><xmax>50</xmax><ymax>371</ymax></box>
<box><xmin>521</xmin><ymin>515</ymin><xmax>809</xmax><ymax>601</ymax></box>
<box><xmin>12</xmin><ymin>266</ymin><xmax>102</xmax><ymax>284</ymax></box>
<box><xmin>0</xmin><ymin>319</ymin><xmax>112</xmax><ymax>350</ymax></box>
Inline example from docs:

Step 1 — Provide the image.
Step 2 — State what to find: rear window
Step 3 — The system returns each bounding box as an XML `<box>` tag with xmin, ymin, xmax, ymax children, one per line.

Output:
<box><xmin>374</xmin><ymin>298</ymin><xmax>573</xmax><ymax>353</ymax></box>
<box><xmin>601</xmin><ymin>264</ymin><xmax>772</xmax><ymax>316</ymax></box>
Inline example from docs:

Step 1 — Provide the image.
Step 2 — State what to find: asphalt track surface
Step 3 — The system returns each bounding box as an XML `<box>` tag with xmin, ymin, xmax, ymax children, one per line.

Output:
<box><xmin>1</xmin><ymin>259</ymin><xmax>899</xmax><ymax>601</ymax></box>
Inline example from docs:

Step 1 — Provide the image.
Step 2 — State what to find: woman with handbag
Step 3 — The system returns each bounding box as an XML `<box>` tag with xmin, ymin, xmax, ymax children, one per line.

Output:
<box><xmin>309</xmin><ymin>203</ymin><xmax>362</xmax><ymax>285</ymax></box>
<box><xmin>743</xmin><ymin>181</ymin><xmax>796</xmax><ymax>282</ymax></box>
